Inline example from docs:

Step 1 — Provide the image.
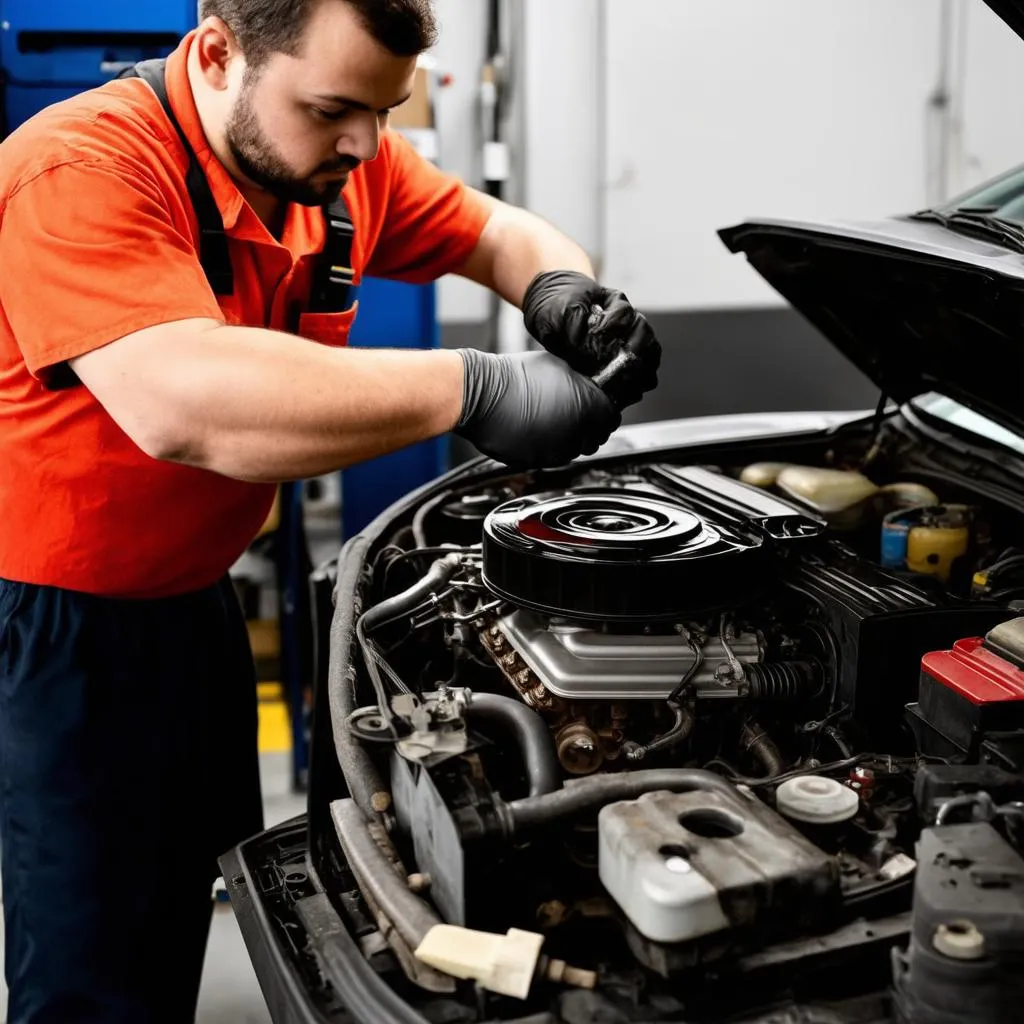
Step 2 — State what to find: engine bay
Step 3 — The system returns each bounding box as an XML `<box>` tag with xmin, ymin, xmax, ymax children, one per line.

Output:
<box><xmin>326</xmin><ymin>425</ymin><xmax>1024</xmax><ymax>1024</ymax></box>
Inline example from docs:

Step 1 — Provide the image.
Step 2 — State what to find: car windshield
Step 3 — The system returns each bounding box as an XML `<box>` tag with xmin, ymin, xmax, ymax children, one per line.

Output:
<box><xmin>912</xmin><ymin>393</ymin><xmax>1024</xmax><ymax>457</ymax></box>
<box><xmin>905</xmin><ymin>164</ymin><xmax>1024</xmax><ymax>251</ymax></box>
<box><xmin>940</xmin><ymin>164</ymin><xmax>1024</xmax><ymax>222</ymax></box>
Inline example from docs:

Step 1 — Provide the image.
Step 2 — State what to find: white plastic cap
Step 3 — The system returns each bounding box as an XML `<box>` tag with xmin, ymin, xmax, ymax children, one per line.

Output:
<box><xmin>775</xmin><ymin>775</ymin><xmax>860</xmax><ymax>824</ymax></box>
<box><xmin>415</xmin><ymin>925</ymin><xmax>544</xmax><ymax>1000</ymax></box>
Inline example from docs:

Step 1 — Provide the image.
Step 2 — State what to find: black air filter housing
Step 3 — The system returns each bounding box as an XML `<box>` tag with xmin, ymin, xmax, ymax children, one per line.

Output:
<box><xmin>481</xmin><ymin>478</ymin><xmax>821</xmax><ymax>623</ymax></box>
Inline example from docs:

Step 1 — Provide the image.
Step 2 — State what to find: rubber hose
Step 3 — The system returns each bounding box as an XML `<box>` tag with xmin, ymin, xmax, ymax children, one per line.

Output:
<box><xmin>744</xmin><ymin>660</ymin><xmax>820</xmax><ymax>701</ymax></box>
<box><xmin>361</xmin><ymin>553</ymin><xmax>463</xmax><ymax>633</ymax></box>
<box><xmin>741</xmin><ymin>720</ymin><xmax>785</xmax><ymax>778</ymax></box>
<box><xmin>465</xmin><ymin>692</ymin><xmax>561</xmax><ymax>798</ymax></box>
<box><xmin>626</xmin><ymin>705</ymin><xmax>695</xmax><ymax>762</ymax></box>
<box><xmin>411</xmin><ymin>491</ymin><xmax>452</xmax><ymax>549</ymax></box>
<box><xmin>340</xmin><ymin>553</ymin><xmax>465</xmax><ymax>814</ymax></box>
<box><xmin>504</xmin><ymin>769</ymin><xmax>738</xmax><ymax>836</ymax></box>
<box><xmin>332</xmin><ymin>798</ymin><xmax>442</xmax><ymax>949</ymax></box>
<box><xmin>330</xmin><ymin>537</ymin><xmax>390</xmax><ymax>820</ymax></box>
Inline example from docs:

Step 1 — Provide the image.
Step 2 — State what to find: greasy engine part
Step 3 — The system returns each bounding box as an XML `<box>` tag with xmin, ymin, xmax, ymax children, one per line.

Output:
<box><xmin>390</xmin><ymin>741</ymin><xmax>510</xmax><ymax>929</ymax></box>
<box><xmin>477</xmin><ymin>619</ymin><xmax>632</xmax><ymax>774</ymax></box>
<box><xmin>478</xmin><ymin>620</ymin><xmax>560</xmax><ymax>712</ymax></box>
<box><xmin>493</xmin><ymin>608</ymin><xmax>765</xmax><ymax>700</ymax></box>
<box><xmin>554</xmin><ymin>719</ymin><xmax>605</xmax><ymax>775</ymax></box>
<box><xmin>597</xmin><ymin>788</ymin><xmax>839</xmax><ymax>947</ymax></box>
<box><xmin>892</xmin><ymin>822</ymin><xmax>1024</xmax><ymax>1024</ymax></box>
<box><xmin>481</xmin><ymin>472</ymin><xmax>825</xmax><ymax>624</ymax></box>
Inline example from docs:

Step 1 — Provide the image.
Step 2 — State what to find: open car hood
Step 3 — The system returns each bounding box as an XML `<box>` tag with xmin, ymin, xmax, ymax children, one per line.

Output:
<box><xmin>719</xmin><ymin>216</ymin><xmax>1024</xmax><ymax>442</ymax></box>
<box><xmin>984</xmin><ymin>0</ymin><xmax>1024</xmax><ymax>42</ymax></box>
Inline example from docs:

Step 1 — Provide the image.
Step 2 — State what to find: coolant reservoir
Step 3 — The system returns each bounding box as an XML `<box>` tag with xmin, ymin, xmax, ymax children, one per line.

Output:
<box><xmin>881</xmin><ymin>505</ymin><xmax>971</xmax><ymax>582</ymax></box>
<box><xmin>739</xmin><ymin>462</ymin><xmax>791</xmax><ymax>488</ymax></box>
<box><xmin>773</xmin><ymin>466</ymin><xmax>879</xmax><ymax>528</ymax></box>
<box><xmin>906</xmin><ymin>511</ymin><xmax>970</xmax><ymax>582</ymax></box>
<box><xmin>597</xmin><ymin>788</ymin><xmax>837</xmax><ymax>944</ymax></box>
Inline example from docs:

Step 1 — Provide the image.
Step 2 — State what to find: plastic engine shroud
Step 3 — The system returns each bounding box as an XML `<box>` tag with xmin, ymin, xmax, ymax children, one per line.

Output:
<box><xmin>481</xmin><ymin>485</ymin><xmax>805</xmax><ymax>622</ymax></box>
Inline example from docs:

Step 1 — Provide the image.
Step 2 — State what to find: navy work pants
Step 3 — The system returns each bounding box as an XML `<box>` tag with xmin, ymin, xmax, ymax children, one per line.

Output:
<box><xmin>0</xmin><ymin>577</ymin><xmax>264</xmax><ymax>1023</ymax></box>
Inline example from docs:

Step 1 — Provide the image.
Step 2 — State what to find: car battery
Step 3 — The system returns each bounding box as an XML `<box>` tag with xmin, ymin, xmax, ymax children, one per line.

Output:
<box><xmin>908</xmin><ymin>618</ymin><xmax>1024</xmax><ymax>766</ymax></box>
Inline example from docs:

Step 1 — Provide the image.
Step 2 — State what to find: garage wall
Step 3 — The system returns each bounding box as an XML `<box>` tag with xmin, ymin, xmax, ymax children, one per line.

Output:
<box><xmin>430</xmin><ymin>0</ymin><xmax>492</xmax><ymax>326</ymax></box>
<box><xmin>434</xmin><ymin>1</ymin><xmax>1024</xmax><ymax>420</ymax></box>
<box><xmin>950</xmin><ymin>0</ymin><xmax>1024</xmax><ymax>197</ymax></box>
<box><xmin>600</xmin><ymin>0</ymin><xmax>1024</xmax><ymax>313</ymax></box>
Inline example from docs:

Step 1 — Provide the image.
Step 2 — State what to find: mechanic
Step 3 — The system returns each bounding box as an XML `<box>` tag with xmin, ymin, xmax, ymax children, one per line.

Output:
<box><xmin>0</xmin><ymin>1</ymin><xmax>660</xmax><ymax>1021</ymax></box>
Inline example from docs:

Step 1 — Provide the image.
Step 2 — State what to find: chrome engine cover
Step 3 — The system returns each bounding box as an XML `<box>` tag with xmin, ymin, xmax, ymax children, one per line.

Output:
<box><xmin>497</xmin><ymin>608</ymin><xmax>764</xmax><ymax>700</ymax></box>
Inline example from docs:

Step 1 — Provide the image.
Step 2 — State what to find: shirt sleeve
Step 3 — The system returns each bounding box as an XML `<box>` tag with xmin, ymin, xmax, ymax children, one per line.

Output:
<box><xmin>0</xmin><ymin>160</ymin><xmax>224</xmax><ymax>381</ymax></box>
<box><xmin>365</xmin><ymin>131</ymin><xmax>492</xmax><ymax>284</ymax></box>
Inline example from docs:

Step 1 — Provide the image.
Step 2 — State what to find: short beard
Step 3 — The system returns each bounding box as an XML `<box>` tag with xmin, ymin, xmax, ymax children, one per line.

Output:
<box><xmin>225</xmin><ymin>70</ymin><xmax>349</xmax><ymax>207</ymax></box>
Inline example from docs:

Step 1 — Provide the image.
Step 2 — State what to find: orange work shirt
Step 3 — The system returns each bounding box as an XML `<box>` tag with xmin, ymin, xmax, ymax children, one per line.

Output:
<box><xmin>0</xmin><ymin>32</ymin><xmax>490</xmax><ymax>598</ymax></box>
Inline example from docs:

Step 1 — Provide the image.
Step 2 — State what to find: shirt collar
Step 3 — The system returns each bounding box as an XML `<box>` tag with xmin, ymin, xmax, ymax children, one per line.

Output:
<box><xmin>165</xmin><ymin>32</ymin><xmax>247</xmax><ymax>233</ymax></box>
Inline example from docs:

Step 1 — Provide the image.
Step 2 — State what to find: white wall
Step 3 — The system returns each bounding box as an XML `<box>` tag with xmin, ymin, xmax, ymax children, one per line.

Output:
<box><xmin>598</xmin><ymin>0</ymin><xmax>1024</xmax><ymax>312</ymax></box>
<box><xmin>950</xmin><ymin>0</ymin><xmax>1024</xmax><ymax>196</ymax></box>
<box><xmin>430</xmin><ymin>0</ymin><xmax>606</xmax><ymax>325</ymax></box>
<box><xmin>521</xmin><ymin>0</ymin><xmax>604</xmax><ymax>264</ymax></box>
<box><xmin>430</xmin><ymin>0</ymin><xmax>492</xmax><ymax>323</ymax></box>
<box><xmin>430</xmin><ymin>0</ymin><xmax>1024</xmax><ymax>321</ymax></box>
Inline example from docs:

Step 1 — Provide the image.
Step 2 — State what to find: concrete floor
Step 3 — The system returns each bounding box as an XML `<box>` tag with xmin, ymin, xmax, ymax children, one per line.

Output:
<box><xmin>0</xmin><ymin>751</ymin><xmax>307</xmax><ymax>1024</ymax></box>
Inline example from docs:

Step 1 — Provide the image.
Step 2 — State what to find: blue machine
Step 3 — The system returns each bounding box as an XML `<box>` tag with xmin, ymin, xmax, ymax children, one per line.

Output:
<box><xmin>0</xmin><ymin>0</ymin><xmax>196</xmax><ymax>134</ymax></box>
<box><xmin>344</xmin><ymin>276</ymin><xmax>448</xmax><ymax>536</ymax></box>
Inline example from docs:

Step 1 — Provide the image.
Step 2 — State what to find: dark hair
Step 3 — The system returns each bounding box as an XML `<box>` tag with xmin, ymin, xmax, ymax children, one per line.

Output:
<box><xmin>199</xmin><ymin>0</ymin><xmax>437</xmax><ymax>65</ymax></box>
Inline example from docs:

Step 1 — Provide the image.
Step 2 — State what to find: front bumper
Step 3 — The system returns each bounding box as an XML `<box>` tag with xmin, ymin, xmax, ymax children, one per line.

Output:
<box><xmin>221</xmin><ymin>816</ymin><xmax>428</xmax><ymax>1024</ymax></box>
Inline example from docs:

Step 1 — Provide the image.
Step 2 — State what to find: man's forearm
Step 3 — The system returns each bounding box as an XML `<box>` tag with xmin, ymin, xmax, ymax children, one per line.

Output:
<box><xmin>457</xmin><ymin>196</ymin><xmax>595</xmax><ymax>307</ymax></box>
<box><xmin>73</xmin><ymin>319</ymin><xmax>464</xmax><ymax>483</ymax></box>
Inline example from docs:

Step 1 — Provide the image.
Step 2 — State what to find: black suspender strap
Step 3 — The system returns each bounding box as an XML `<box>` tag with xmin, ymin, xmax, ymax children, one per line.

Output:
<box><xmin>120</xmin><ymin>59</ymin><xmax>356</xmax><ymax>313</ymax></box>
<box><xmin>119</xmin><ymin>59</ymin><xmax>234</xmax><ymax>296</ymax></box>
<box><xmin>47</xmin><ymin>61</ymin><xmax>356</xmax><ymax>391</ymax></box>
<box><xmin>309</xmin><ymin>197</ymin><xmax>356</xmax><ymax>314</ymax></box>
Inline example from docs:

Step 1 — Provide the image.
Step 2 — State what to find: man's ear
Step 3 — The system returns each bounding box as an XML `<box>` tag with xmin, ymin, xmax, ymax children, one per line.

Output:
<box><xmin>193</xmin><ymin>17</ymin><xmax>242</xmax><ymax>91</ymax></box>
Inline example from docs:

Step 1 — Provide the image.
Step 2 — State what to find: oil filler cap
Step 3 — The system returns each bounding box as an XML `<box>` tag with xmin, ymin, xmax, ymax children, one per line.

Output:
<box><xmin>775</xmin><ymin>775</ymin><xmax>860</xmax><ymax>825</ymax></box>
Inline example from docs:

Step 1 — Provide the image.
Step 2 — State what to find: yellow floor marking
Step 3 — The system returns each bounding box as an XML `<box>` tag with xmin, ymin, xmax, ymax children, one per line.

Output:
<box><xmin>258</xmin><ymin>681</ymin><xmax>284</xmax><ymax>702</ymax></box>
<box><xmin>258</xmin><ymin>683</ymin><xmax>292</xmax><ymax>753</ymax></box>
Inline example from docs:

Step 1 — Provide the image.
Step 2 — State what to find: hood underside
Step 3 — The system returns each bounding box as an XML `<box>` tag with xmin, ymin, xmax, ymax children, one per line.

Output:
<box><xmin>718</xmin><ymin>217</ymin><xmax>1024</xmax><ymax>442</ymax></box>
<box><xmin>984</xmin><ymin>0</ymin><xmax>1024</xmax><ymax>42</ymax></box>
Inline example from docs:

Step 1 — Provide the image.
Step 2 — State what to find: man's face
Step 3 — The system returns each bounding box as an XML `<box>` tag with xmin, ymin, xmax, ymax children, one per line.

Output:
<box><xmin>224</xmin><ymin>1</ymin><xmax>418</xmax><ymax>206</ymax></box>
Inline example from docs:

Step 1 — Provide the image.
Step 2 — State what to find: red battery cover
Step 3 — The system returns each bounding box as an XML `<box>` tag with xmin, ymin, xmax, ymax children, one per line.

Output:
<box><xmin>921</xmin><ymin>638</ymin><xmax>1024</xmax><ymax>705</ymax></box>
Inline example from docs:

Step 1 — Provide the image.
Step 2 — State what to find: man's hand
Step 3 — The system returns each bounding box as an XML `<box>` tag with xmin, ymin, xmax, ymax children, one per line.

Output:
<box><xmin>455</xmin><ymin>348</ymin><xmax>621</xmax><ymax>468</ymax></box>
<box><xmin>522</xmin><ymin>270</ymin><xmax>661</xmax><ymax>409</ymax></box>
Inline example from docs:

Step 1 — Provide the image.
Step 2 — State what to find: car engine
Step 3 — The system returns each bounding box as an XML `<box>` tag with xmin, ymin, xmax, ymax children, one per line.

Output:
<box><xmin>329</xmin><ymin>449</ymin><xmax>1024</xmax><ymax>1024</ymax></box>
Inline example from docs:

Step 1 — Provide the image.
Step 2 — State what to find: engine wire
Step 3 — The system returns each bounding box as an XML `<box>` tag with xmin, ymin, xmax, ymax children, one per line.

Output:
<box><xmin>666</xmin><ymin>628</ymin><xmax>704</xmax><ymax>706</ymax></box>
<box><xmin>859</xmin><ymin>392</ymin><xmax>890</xmax><ymax>470</ymax></box>
<box><xmin>378</xmin><ymin>544</ymin><xmax>479</xmax><ymax>590</ymax></box>
<box><xmin>707</xmin><ymin>753</ymin><xmax>925</xmax><ymax>789</ymax></box>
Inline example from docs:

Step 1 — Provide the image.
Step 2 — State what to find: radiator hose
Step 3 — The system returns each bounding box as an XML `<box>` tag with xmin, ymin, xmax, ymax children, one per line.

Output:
<box><xmin>469</xmin><ymin>768</ymin><xmax>739</xmax><ymax>841</ymax></box>
<box><xmin>464</xmin><ymin>692</ymin><xmax>562</xmax><ymax>798</ymax></box>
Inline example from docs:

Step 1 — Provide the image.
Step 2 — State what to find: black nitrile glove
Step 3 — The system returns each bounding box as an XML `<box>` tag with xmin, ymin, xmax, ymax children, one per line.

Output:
<box><xmin>522</xmin><ymin>270</ymin><xmax>661</xmax><ymax>410</ymax></box>
<box><xmin>454</xmin><ymin>348</ymin><xmax>622</xmax><ymax>468</ymax></box>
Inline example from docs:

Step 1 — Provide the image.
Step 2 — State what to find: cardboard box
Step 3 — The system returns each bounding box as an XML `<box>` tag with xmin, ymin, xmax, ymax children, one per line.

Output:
<box><xmin>390</xmin><ymin>66</ymin><xmax>433</xmax><ymax>129</ymax></box>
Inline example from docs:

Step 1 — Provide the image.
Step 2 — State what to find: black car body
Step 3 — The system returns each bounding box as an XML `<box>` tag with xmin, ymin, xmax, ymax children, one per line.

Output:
<box><xmin>223</xmin><ymin>5</ymin><xmax>1024</xmax><ymax>1021</ymax></box>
